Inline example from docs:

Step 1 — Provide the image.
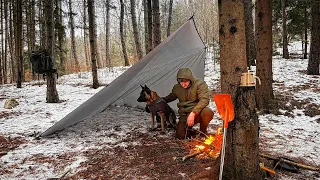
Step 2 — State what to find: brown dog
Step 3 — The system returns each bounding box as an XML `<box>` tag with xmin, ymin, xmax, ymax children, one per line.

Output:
<box><xmin>137</xmin><ymin>85</ymin><xmax>176</xmax><ymax>133</ymax></box>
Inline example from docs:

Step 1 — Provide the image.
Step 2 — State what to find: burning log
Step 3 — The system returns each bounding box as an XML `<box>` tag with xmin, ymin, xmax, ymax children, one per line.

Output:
<box><xmin>182</xmin><ymin>149</ymin><xmax>205</xmax><ymax>161</ymax></box>
<box><xmin>177</xmin><ymin>129</ymin><xmax>224</xmax><ymax>162</ymax></box>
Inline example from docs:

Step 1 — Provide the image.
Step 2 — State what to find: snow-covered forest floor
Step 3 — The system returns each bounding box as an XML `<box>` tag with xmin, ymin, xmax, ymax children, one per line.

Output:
<box><xmin>0</xmin><ymin>47</ymin><xmax>319</xmax><ymax>179</ymax></box>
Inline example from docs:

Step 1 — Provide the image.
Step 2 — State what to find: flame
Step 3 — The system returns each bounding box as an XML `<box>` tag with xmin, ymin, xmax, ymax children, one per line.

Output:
<box><xmin>192</xmin><ymin>127</ymin><xmax>223</xmax><ymax>159</ymax></box>
<box><xmin>207</xmin><ymin>127</ymin><xmax>223</xmax><ymax>158</ymax></box>
<box><xmin>204</xmin><ymin>135</ymin><xmax>215</xmax><ymax>145</ymax></box>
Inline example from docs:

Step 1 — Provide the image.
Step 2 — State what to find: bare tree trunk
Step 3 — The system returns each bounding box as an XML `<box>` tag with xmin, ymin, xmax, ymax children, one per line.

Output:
<box><xmin>307</xmin><ymin>1</ymin><xmax>320</xmax><ymax>75</ymax></box>
<box><xmin>57</xmin><ymin>0</ymin><xmax>66</xmax><ymax>74</ymax></box>
<box><xmin>304</xmin><ymin>2</ymin><xmax>308</xmax><ymax>60</ymax></box>
<box><xmin>256</xmin><ymin>0</ymin><xmax>274</xmax><ymax>110</ymax></box>
<box><xmin>30</xmin><ymin>0</ymin><xmax>36</xmax><ymax>51</ymax></box>
<box><xmin>83</xmin><ymin>0</ymin><xmax>90</xmax><ymax>70</ymax></box>
<box><xmin>105</xmin><ymin>0</ymin><xmax>111</xmax><ymax>67</ymax></box>
<box><xmin>95</xmin><ymin>35</ymin><xmax>102</xmax><ymax>68</ymax></box>
<box><xmin>218</xmin><ymin>1</ymin><xmax>261</xmax><ymax>179</ymax></box>
<box><xmin>162</xmin><ymin>0</ymin><xmax>167</xmax><ymax>36</ymax></box>
<box><xmin>39</xmin><ymin>0</ymin><xmax>46</xmax><ymax>48</ymax></box>
<box><xmin>21</xmin><ymin>1</ymin><xmax>26</xmax><ymax>82</ymax></box>
<box><xmin>0</xmin><ymin>0</ymin><xmax>3</xmax><ymax>84</ymax></box>
<box><xmin>120</xmin><ymin>0</ymin><xmax>129</xmax><ymax>66</ymax></box>
<box><xmin>26</xmin><ymin>0</ymin><xmax>36</xmax><ymax>80</ymax></box>
<box><xmin>8</xmin><ymin>0</ymin><xmax>15</xmax><ymax>83</ymax></box>
<box><xmin>130</xmin><ymin>0</ymin><xmax>143</xmax><ymax>60</ymax></box>
<box><xmin>152</xmin><ymin>0</ymin><xmax>161</xmax><ymax>47</ymax></box>
<box><xmin>244</xmin><ymin>0</ymin><xmax>256</xmax><ymax>67</ymax></box>
<box><xmin>45</xmin><ymin>0</ymin><xmax>59</xmax><ymax>103</ymax></box>
<box><xmin>282</xmin><ymin>0</ymin><xmax>289</xmax><ymax>59</ymax></box>
<box><xmin>14</xmin><ymin>0</ymin><xmax>23</xmax><ymax>88</ymax></box>
<box><xmin>167</xmin><ymin>0</ymin><xmax>173</xmax><ymax>37</ymax></box>
<box><xmin>88</xmin><ymin>0</ymin><xmax>100</xmax><ymax>88</ymax></box>
<box><xmin>69</xmin><ymin>0</ymin><xmax>80</xmax><ymax>72</ymax></box>
<box><xmin>147</xmin><ymin>0</ymin><xmax>153</xmax><ymax>52</ymax></box>
<box><xmin>143</xmin><ymin>0</ymin><xmax>148</xmax><ymax>54</ymax></box>
<box><xmin>26</xmin><ymin>0</ymin><xmax>35</xmax><ymax>55</ymax></box>
<box><xmin>3</xmin><ymin>0</ymin><xmax>8</xmax><ymax>84</ymax></box>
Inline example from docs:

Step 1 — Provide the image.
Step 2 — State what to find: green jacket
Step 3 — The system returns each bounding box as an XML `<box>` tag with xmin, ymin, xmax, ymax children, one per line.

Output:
<box><xmin>164</xmin><ymin>68</ymin><xmax>210</xmax><ymax>116</ymax></box>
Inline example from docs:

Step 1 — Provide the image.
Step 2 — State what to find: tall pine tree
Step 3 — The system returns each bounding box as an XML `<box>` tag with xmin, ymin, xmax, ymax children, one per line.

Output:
<box><xmin>219</xmin><ymin>0</ymin><xmax>261</xmax><ymax>179</ymax></box>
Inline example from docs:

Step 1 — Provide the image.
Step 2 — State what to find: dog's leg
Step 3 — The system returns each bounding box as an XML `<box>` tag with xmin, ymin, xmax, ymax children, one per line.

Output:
<box><xmin>150</xmin><ymin>113</ymin><xmax>155</xmax><ymax>131</ymax></box>
<box><xmin>158</xmin><ymin>112</ymin><xmax>166</xmax><ymax>134</ymax></box>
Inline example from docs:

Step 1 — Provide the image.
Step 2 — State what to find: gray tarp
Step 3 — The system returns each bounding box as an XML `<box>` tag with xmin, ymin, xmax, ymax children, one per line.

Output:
<box><xmin>41</xmin><ymin>17</ymin><xmax>206</xmax><ymax>137</ymax></box>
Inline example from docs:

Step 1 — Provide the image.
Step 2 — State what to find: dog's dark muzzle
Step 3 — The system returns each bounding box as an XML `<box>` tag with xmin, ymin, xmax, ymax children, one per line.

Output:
<box><xmin>137</xmin><ymin>96</ymin><xmax>147</xmax><ymax>102</ymax></box>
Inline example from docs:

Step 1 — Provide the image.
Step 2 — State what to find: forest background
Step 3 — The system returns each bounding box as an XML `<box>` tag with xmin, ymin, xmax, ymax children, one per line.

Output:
<box><xmin>0</xmin><ymin>0</ymin><xmax>317</xmax><ymax>86</ymax></box>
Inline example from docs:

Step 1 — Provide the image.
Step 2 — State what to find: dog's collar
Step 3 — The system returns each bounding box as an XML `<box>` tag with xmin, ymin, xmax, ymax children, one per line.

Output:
<box><xmin>148</xmin><ymin>97</ymin><xmax>164</xmax><ymax>106</ymax></box>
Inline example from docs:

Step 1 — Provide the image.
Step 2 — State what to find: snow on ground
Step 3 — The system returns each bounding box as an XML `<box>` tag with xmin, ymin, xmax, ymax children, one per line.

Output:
<box><xmin>0</xmin><ymin>45</ymin><xmax>319</xmax><ymax>179</ymax></box>
<box><xmin>260</xmin><ymin>57</ymin><xmax>320</xmax><ymax>164</ymax></box>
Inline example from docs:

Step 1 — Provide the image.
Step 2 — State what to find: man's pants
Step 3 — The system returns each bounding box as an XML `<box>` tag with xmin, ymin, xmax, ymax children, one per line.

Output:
<box><xmin>176</xmin><ymin>107</ymin><xmax>214</xmax><ymax>139</ymax></box>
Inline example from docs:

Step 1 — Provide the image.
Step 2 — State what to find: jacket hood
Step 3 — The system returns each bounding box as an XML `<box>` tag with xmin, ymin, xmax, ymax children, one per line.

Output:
<box><xmin>177</xmin><ymin>68</ymin><xmax>195</xmax><ymax>83</ymax></box>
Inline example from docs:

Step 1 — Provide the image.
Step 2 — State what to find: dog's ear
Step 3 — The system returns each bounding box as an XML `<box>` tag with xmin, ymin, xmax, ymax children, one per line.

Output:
<box><xmin>140</xmin><ymin>84</ymin><xmax>144</xmax><ymax>89</ymax></box>
<box><xmin>144</xmin><ymin>85</ymin><xmax>151</xmax><ymax>95</ymax></box>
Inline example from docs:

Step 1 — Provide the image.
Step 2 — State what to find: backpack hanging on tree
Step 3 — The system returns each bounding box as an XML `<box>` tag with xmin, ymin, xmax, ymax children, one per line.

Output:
<box><xmin>30</xmin><ymin>50</ymin><xmax>57</xmax><ymax>79</ymax></box>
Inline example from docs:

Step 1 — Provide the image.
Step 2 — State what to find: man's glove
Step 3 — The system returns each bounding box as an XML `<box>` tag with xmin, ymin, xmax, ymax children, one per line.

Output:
<box><xmin>187</xmin><ymin>112</ymin><xmax>196</xmax><ymax>126</ymax></box>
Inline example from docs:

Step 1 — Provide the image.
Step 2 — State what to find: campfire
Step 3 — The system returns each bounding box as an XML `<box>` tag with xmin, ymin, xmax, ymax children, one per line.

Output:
<box><xmin>181</xmin><ymin>127</ymin><xmax>224</xmax><ymax>161</ymax></box>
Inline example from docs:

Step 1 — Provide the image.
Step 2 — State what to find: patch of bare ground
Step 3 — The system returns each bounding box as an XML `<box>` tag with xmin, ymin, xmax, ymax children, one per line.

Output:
<box><xmin>0</xmin><ymin>135</ymin><xmax>26</xmax><ymax>175</ymax></box>
<box><xmin>25</xmin><ymin>151</ymin><xmax>79</xmax><ymax>175</ymax></box>
<box><xmin>66</xmin><ymin>133</ymin><xmax>220</xmax><ymax>180</ymax></box>
<box><xmin>261</xmin><ymin>85</ymin><xmax>320</xmax><ymax>118</ymax></box>
<box><xmin>0</xmin><ymin>135</ymin><xmax>26</xmax><ymax>157</ymax></box>
<box><xmin>0</xmin><ymin>111</ymin><xmax>22</xmax><ymax>120</ymax></box>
